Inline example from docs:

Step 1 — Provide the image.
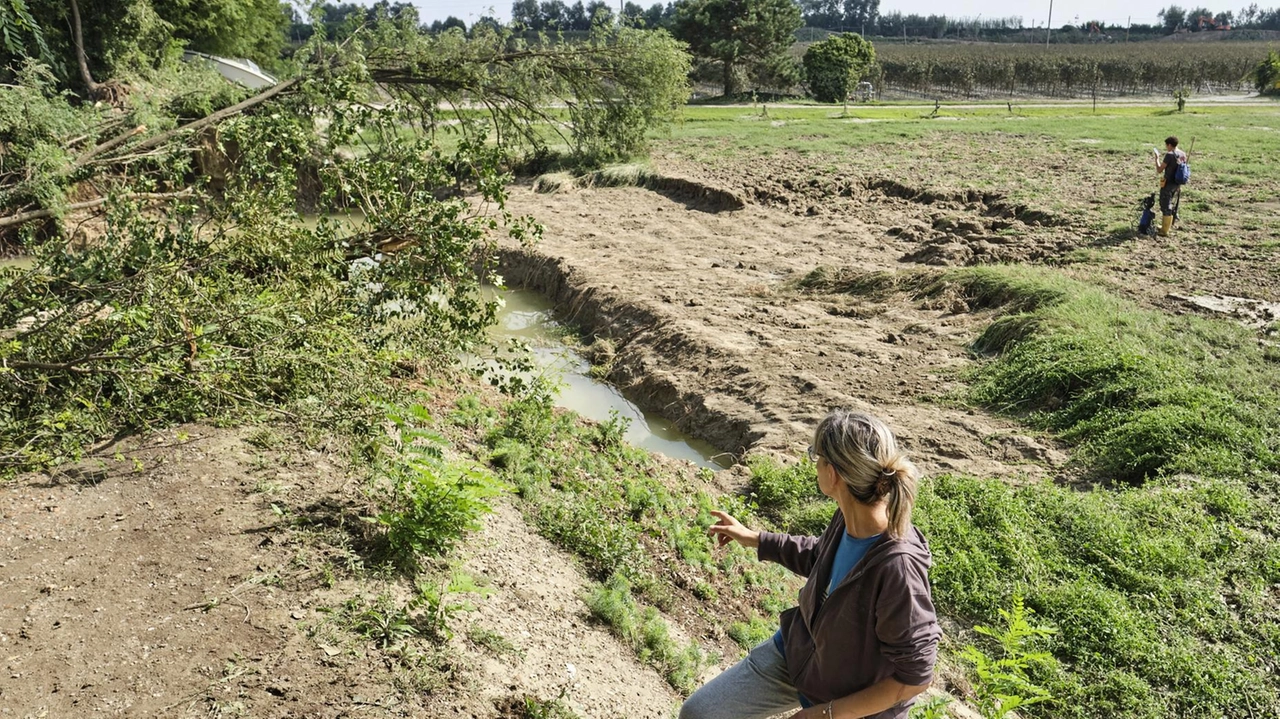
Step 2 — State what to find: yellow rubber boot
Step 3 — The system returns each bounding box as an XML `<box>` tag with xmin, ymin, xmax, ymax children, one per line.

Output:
<box><xmin>1158</xmin><ymin>215</ymin><xmax>1173</xmax><ymax>237</ymax></box>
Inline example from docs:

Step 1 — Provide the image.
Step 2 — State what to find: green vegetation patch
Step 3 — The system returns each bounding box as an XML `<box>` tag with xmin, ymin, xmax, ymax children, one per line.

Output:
<box><xmin>466</xmin><ymin>386</ymin><xmax>798</xmax><ymax>692</ymax></box>
<box><xmin>945</xmin><ymin>266</ymin><xmax>1280</xmax><ymax>484</ymax></box>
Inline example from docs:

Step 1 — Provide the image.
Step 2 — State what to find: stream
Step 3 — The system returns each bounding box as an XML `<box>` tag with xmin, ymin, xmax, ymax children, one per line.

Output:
<box><xmin>486</xmin><ymin>287</ymin><xmax>732</xmax><ymax>471</ymax></box>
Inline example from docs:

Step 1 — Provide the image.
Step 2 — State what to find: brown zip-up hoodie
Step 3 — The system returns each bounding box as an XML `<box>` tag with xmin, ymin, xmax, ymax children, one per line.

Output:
<box><xmin>758</xmin><ymin>510</ymin><xmax>941</xmax><ymax>718</ymax></box>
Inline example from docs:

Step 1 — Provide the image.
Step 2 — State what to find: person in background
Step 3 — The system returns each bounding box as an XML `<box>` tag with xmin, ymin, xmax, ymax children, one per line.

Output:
<box><xmin>1154</xmin><ymin>135</ymin><xmax>1187</xmax><ymax>237</ymax></box>
<box><xmin>680</xmin><ymin>409</ymin><xmax>941</xmax><ymax>719</ymax></box>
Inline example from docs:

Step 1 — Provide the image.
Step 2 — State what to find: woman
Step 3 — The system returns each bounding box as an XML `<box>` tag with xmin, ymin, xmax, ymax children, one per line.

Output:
<box><xmin>681</xmin><ymin>410</ymin><xmax>940</xmax><ymax>719</ymax></box>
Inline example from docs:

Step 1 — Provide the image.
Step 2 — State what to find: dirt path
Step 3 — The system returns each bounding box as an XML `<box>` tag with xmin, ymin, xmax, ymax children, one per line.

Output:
<box><xmin>499</xmin><ymin>180</ymin><xmax>1067</xmax><ymax>482</ymax></box>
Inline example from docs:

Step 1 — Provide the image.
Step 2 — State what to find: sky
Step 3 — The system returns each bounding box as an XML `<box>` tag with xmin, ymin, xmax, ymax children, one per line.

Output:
<box><xmin>419</xmin><ymin>0</ymin><xmax>1179</xmax><ymax>27</ymax></box>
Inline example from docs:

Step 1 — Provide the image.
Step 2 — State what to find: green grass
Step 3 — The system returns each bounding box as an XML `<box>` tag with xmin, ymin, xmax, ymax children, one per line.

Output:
<box><xmin>584</xmin><ymin>574</ymin><xmax>708</xmax><ymax>694</ymax></box>
<box><xmin>661</xmin><ymin>104</ymin><xmax>1280</xmax><ymax>238</ymax></box>
<box><xmin>945</xmin><ymin>266</ymin><xmax>1280</xmax><ymax>484</ymax></box>
<box><xmin>460</xmin><ymin>385</ymin><xmax>799</xmax><ymax>691</ymax></box>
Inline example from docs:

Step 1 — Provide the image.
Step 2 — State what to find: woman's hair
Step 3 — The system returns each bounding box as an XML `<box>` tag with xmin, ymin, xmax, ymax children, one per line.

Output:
<box><xmin>813</xmin><ymin>409</ymin><xmax>920</xmax><ymax>539</ymax></box>
<box><xmin>1165</xmin><ymin>136</ymin><xmax>1179</xmax><ymax>148</ymax></box>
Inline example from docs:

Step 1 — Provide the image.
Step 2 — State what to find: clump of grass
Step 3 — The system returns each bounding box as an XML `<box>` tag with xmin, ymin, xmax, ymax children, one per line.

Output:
<box><xmin>532</xmin><ymin>172</ymin><xmax>576</xmax><ymax>193</ymax></box>
<box><xmin>727</xmin><ymin>614</ymin><xmax>776</xmax><ymax>650</ymax></box>
<box><xmin>797</xmin><ymin>266</ymin><xmax>933</xmax><ymax>299</ymax></box>
<box><xmin>467</xmin><ymin>625</ymin><xmax>524</xmax><ymax>659</ymax></box>
<box><xmin>945</xmin><ymin>265</ymin><xmax>1280</xmax><ymax>484</ymax></box>
<box><xmin>580</xmin><ymin>163</ymin><xmax>656</xmax><ymax>188</ymax></box>
<box><xmin>746</xmin><ymin>455</ymin><xmax>830</xmax><ymax>535</ymax></box>
<box><xmin>585</xmin><ymin>574</ymin><xmax>707</xmax><ymax>694</ymax></box>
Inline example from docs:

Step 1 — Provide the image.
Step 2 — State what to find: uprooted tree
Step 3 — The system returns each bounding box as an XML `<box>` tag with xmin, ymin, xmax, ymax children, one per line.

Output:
<box><xmin>0</xmin><ymin>21</ymin><xmax>691</xmax><ymax>476</ymax></box>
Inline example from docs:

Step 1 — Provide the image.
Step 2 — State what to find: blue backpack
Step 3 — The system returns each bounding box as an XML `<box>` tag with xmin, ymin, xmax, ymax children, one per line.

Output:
<box><xmin>1173</xmin><ymin>159</ymin><xmax>1190</xmax><ymax>185</ymax></box>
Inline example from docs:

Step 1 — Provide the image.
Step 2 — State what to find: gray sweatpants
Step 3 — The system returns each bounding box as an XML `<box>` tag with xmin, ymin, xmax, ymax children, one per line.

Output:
<box><xmin>679</xmin><ymin>640</ymin><xmax>801</xmax><ymax>719</ymax></box>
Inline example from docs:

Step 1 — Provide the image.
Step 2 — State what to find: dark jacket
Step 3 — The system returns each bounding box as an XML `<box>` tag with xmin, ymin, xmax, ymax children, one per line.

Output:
<box><xmin>758</xmin><ymin>511</ymin><xmax>941</xmax><ymax>718</ymax></box>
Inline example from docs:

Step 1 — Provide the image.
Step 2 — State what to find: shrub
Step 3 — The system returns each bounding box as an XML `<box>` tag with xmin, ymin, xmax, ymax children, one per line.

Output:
<box><xmin>1252</xmin><ymin>50</ymin><xmax>1280</xmax><ymax>95</ymax></box>
<box><xmin>803</xmin><ymin>32</ymin><xmax>876</xmax><ymax>103</ymax></box>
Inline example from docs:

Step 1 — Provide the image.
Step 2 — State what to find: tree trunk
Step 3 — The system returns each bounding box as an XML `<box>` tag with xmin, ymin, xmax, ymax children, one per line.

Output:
<box><xmin>68</xmin><ymin>0</ymin><xmax>103</xmax><ymax>98</ymax></box>
<box><xmin>723</xmin><ymin>60</ymin><xmax>738</xmax><ymax>97</ymax></box>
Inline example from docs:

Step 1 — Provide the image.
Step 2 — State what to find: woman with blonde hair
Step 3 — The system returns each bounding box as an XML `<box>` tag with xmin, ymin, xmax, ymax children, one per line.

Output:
<box><xmin>681</xmin><ymin>409</ymin><xmax>940</xmax><ymax>719</ymax></box>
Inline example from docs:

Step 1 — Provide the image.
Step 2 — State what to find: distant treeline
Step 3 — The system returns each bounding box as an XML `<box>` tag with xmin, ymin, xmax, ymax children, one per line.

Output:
<box><xmin>424</xmin><ymin>2</ymin><xmax>1280</xmax><ymax>42</ymax></box>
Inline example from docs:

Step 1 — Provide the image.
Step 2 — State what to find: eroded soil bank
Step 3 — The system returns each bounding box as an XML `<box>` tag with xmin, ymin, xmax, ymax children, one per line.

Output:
<box><xmin>498</xmin><ymin>177</ymin><xmax>1068</xmax><ymax>482</ymax></box>
<box><xmin>0</xmin><ymin>425</ymin><xmax>683</xmax><ymax>717</ymax></box>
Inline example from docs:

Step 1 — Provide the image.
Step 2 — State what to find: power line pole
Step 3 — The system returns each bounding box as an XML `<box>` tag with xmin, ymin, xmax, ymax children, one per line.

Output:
<box><xmin>1126</xmin><ymin>15</ymin><xmax>1131</xmax><ymax>42</ymax></box>
<box><xmin>1046</xmin><ymin>0</ymin><xmax>1053</xmax><ymax>46</ymax></box>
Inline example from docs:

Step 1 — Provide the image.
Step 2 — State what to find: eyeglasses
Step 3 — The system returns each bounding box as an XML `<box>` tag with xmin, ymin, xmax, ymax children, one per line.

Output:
<box><xmin>806</xmin><ymin>445</ymin><xmax>817</xmax><ymax>463</ymax></box>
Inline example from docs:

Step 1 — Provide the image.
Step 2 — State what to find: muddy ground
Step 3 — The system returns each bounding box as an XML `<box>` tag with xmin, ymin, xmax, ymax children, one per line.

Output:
<box><xmin>498</xmin><ymin>171</ymin><xmax>1073</xmax><ymax>483</ymax></box>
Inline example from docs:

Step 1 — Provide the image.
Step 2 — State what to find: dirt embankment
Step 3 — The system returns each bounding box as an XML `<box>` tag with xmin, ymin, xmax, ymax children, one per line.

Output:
<box><xmin>0</xmin><ymin>426</ymin><xmax>682</xmax><ymax>717</ymax></box>
<box><xmin>499</xmin><ymin>174</ymin><xmax>1068</xmax><ymax>481</ymax></box>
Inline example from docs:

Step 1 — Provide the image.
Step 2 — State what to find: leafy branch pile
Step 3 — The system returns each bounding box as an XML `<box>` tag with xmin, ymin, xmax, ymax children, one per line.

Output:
<box><xmin>0</xmin><ymin>19</ymin><xmax>692</xmax><ymax>477</ymax></box>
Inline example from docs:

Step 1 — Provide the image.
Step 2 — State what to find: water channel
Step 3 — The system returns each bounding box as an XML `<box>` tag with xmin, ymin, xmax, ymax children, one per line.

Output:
<box><xmin>486</xmin><ymin>287</ymin><xmax>732</xmax><ymax>470</ymax></box>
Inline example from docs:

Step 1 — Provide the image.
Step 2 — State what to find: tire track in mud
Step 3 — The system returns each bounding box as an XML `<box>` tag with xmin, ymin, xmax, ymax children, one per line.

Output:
<box><xmin>498</xmin><ymin>183</ymin><xmax>1068</xmax><ymax>482</ymax></box>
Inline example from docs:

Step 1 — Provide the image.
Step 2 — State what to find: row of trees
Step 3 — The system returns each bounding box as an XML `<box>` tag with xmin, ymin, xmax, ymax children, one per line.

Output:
<box><xmin>874</xmin><ymin>41</ymin><xmax>1269</xmax><ymax>97</ymax></box>
<box><xmin>1158</xmin><ymin>4</ymin><xmax>1280</xmax><ymax>32</ymax></box>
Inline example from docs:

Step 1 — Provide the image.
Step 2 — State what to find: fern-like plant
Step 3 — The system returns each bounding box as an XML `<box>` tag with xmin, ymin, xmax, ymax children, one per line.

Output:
<box><xmin>960</xmin><ymin>595</ymin><xmax>1057</xmax><ymax>719</ymax></box>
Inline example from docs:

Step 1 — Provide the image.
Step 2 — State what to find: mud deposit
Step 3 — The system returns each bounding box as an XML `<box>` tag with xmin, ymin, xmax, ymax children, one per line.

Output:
<box><xmin>499</xmin><ymin>177</ymin><xmax>1068</xmax><ymax>482</ymax></box>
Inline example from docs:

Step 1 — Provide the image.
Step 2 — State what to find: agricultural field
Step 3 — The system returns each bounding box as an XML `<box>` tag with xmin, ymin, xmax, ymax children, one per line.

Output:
<box><xmin>869</xmin><ymin>41</ymin><xmax>1280</xmax><ymax>98</ymax></box>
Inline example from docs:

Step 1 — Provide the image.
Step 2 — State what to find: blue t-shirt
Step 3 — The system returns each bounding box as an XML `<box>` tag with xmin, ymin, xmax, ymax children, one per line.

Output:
<box><xmin>772</xmin><ymin>531</ymin><xmax>882</xmax><ymax>657</ymax></box>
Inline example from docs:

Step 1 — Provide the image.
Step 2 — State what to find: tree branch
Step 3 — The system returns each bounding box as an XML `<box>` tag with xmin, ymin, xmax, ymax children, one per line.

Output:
<box><xmin>0</xmin><ymin>191</ymin><xmax>191</xmax><ymax>229</ymax></box>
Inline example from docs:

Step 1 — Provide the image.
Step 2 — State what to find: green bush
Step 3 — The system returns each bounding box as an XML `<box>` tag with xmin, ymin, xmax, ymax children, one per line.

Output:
<box><xmin>1251</xmin><ymin>50</ymin><xmax>1280</xmax><ymax>95</ymax></box>
<box><xmin>802</xmin><ymin>32</ymin><xmax>876</xmax><ymax>104</ymax></box>
<box><xmin>367</xmin><ymin>406</ymin><xmax>504</xmax><ymax>570</ymax></box>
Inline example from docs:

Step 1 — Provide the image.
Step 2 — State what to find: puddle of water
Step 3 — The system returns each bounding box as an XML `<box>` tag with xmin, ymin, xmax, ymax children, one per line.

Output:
<box><xmin>485</xmin><ymin>287</ymin><xmax>732</xmax><ymax>470</ymax></box>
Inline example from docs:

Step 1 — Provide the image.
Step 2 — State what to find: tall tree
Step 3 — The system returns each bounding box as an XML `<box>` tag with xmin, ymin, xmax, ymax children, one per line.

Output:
<box><xmin>585</xmin><ymin>0</ymin><xmax>613</xmax><ymax>25</ymax></box>
<box><xmin>566</xmin><ymin>0</ymin><xmax>587</xmax><ymax>29</ymax></box>
<box><xmin>622</xmin><ymin>1</ymin><xmax>645</xmax><ymax>26</ymax></box>
<box><xmin>511</xmin><ymin>0</ymin><xmax>541</xmax><ymax>29</ymax></box>
<box><xmin>1158</xmin><ymin>5</ymin><xmax>1186</xmax><ymax>33</ymax></box>
<box><xmin>153</xmin><ymin>0</ymin><xmax>290</xmax><ymax>63</ymax></box>
<box><xmin>540</xmin><ymin>0</ymin><xmax>568</xmax><ymax>29</ymax></box>
<box><xmin>841</xmin><ymin>0</ymin><xmax>878</xmax><ymax>30</ymax></box>
<box><xmin>673</xmin><ymin>0</ymin><xmax>801</xmax><ymax>96</ymax></box>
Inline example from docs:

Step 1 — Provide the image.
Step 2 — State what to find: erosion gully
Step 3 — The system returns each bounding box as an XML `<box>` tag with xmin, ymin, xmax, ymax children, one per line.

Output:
<box><xmin>483</xmin><ymin>284</ymin><xmax>733</xmax><ymax>470</ymax></box>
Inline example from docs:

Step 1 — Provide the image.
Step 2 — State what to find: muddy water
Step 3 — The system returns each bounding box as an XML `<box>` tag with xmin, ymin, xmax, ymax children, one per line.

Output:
<box><xmin>489</xmin><ymin>287</ymin><xmax>732</xmax><ymax>470</ymax></box>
